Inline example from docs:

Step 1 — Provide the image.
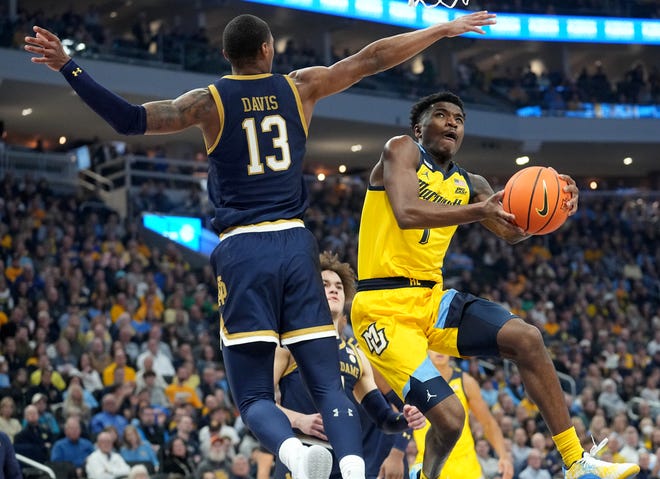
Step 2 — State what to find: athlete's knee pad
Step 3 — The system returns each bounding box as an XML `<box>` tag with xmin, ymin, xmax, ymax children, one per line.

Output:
<box><xmin>404</xmin><ymin>375</ymin><xmax>455</xmax><ymax>414</ymax></box>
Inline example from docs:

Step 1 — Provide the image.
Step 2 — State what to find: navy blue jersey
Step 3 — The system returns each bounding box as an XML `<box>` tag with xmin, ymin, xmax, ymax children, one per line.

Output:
<box><xmin>277</xmin><ymin>338</ymin><xmax>403</xmax><ymax>479</ymax></box>
<box><xmin>207</xmin><ymin>74</ymin><xmax>309</xmax><ymax>233</ymax></box>
<box><xmin>280</xmin><ymin>338</ymin><xmax>362</xmax><ymax>415</ymax></box>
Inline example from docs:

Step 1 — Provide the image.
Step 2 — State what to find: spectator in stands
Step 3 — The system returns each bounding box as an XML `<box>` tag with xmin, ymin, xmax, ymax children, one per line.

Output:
<box><xmin>196</xmin><ymin>434</ymin><xmax>232</xmax><ymax>479</ymax></box>
<box><xmin>61</xmin><ymin>379</ymin><xmax>94</xmax><ymax>423</ymax></box>
<box><xmin>50</xmin><ymin>416</ymin><xmax>95</xmax><ymax>473</ymax></box>
<box><xmin>77</xmin><ymin>351</ymin><xmax>104</xmax><ymax>393</ymax></box>
<box><xmin>29</xmin><ymin>360</ymin><xmax>65</xmax><ymax>403</ymax></box>
<box><xmin>119</xmin><ymin>424</ymin><xmax>159</xmax><ymax>471</ymax></box>
<box><xmin>511</xmin><ymin>427</ymin><xmax>532</xmax><ymax>475</ymax></box>
<box><xmin>127</xmin><ymin>464</ymin><xmax>149</xmax><ymax>479</ymax></box>
<box><xmin>161</xmin><ymin>436</ymin><xmax>195</xmax><ymax>478</ymax></box>
<box><xmin>13</xmin><ymin>404</ymin><xmax>52</xmax><ymax>463</ymax></box>
<box><xmin>475</xmin><ymin>438</ymin><xmax>501</xmax><ymax>479</ymax></box>
<box><xmin>199</xmin><ymin>407</ymin><xmax>239</xmax><ymax>458</ymax></box>
<box><xmin>0</xmin><ymin>397</ymin><xmax>21</xmax><ymax>442</ymax></box>
<box><xmin>619</xmin><ymin>425</ymin><xmax>644</xmax><ymax>464</ymax></box>
<box><xmin>598</xmin><ymin>378</ymin><xmax>627</xmax><ymax>419</ymax></box>
<box><xmin>30</xmin><ymin>393</ymin><xmax>60</xmax><ymax>438</ymax></box>
<box><xmin>0</xmin><ymin>430</ymin><xmax>21</xmax><ymax>479</ymax></box>
<box><xmin>102</xmin><ymin>347</ymin><xmax>136</xmax><ymax>387</ymax></box>
<box><xmin>132</xmin><ymin>406</ymin><xmax>166</xmax><ymax>450</ymax></box>
<box><xmin>88</xmin><ymin>338</ymin><xmax>112</xmax><ymax>374</ymax></box>
<box><xmin>230</xmin><ymin>453</ymin><xmax>254</xmax><ymax>479</ymax></box>
<box><xmin>115</xmin><ymin>323</ymin><xmax>140</xmax><ymax>365</ymax></box>
<box><xmin>518</xmin><ymin>448</ymin><xmax>551</xmax><ymax>479</ymax></box>
<box><xmin>85</xmin><ymin>431</ymin><xmax>131</xmax><ymax>479</ymax></box>
<box><xmin>135</xmin><ymin>354</ymin><xmax>167</xmax><ymax>389</ymax></box>
<box><xmin>91</xmin><ymin>393</ymin><xmax>128</xmax><ymax>437</ymax></box>
<box><xmin>138</xmin><ymin>370</ymin><xmax>169</xmax><ymax>408</ymax></box>
<box><xmin>138</xmin><ymin>324</ymin><xmax>172</xmax><ymax>361</ymax></box>
<box><xmin>136</xmin><ymin>337</ymin><xmax>175</xmax><ymax>379</ymax></box>
<box><xmin>172</xmin><ymin>413</ymin><xmax>201</xmax><ymax>463</ymax></box>
<box><xmin>165</xmin><ymin>365</ymin><xmax>202</xmax><ymax>410</ymax></box>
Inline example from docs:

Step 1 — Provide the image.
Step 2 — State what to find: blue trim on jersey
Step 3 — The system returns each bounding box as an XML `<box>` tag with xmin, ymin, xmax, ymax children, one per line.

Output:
<box><xmin>435</xmin><ymin>288</ymin><xmax>458</xmax><ymax>329</ymax></box>
<box><xmin>367</xmin><ymin>185</ymin><xmax>385</xmax><ymax>191</ymax></box>
<box><xmin>402</xmin><ymin>356</ymin><xmax>441</xmax><ymax>399</ymax></box>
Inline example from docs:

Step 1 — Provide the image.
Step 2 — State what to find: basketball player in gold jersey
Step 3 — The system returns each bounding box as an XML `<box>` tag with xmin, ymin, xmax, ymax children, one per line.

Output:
<box><xmin>416</xmin><ymin>352</ymin><xmax>513</xmax><ymax>479</ymax></box>
<box><xmin>351</xmin><ymin>91</ymin><xmax>639</xmax><ymax>479</ymax></box>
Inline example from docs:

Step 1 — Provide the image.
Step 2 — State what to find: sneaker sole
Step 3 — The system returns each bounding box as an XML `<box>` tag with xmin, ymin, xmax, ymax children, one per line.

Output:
<box><xmin>305</xmin><ymin>445</ymin><xmax>333</xmax><ymax>479</ymax></box>
<box><xmin>568</xmin><ymin>464</ymin><xmax>640</xmax><ymax>479</ymax></box>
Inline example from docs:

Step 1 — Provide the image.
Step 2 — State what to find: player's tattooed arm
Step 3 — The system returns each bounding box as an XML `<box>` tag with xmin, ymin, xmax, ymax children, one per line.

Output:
<box><xmin>469</xmin><ymin>173</ymin><xmax>529</xmax><ymax>244</ymax></box>
<box><xmin>143</xmin><ymin>88</ymin><xmax>220</xmax><ymax>142</ymax></box>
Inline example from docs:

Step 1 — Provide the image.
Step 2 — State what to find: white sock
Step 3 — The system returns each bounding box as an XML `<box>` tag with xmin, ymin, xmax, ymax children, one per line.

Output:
<box><xmin>278</xmin><ymin>437</ymin><xmax>305</xmax><ymax>472</ymax></box>
<box><xmin>339</xmin><ymin>455</ymin><xmax>365</xmax><ymax>479</ymax></box>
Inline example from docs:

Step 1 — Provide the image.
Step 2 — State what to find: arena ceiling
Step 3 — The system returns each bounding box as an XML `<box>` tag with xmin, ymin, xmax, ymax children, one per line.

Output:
<box><xmin>3</xmin><ymin>0</ymin><xmax>660</xmax><ymax>184</ymax></box>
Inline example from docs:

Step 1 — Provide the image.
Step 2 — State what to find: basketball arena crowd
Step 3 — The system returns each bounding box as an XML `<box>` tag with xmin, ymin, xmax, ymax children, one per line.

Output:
<box><xmin>1</xmin><ymin>2</ymin><xmax>660</xmax><ymax>479</ymax></box>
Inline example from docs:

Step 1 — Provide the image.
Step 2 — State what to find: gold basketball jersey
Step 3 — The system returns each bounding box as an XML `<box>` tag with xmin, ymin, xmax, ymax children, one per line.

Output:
<box><xmin>358</xmin><ymin>148</ymin><xmax>472</xmax><ymax>283</ymax></box>
<box><xmin>413</xmin><ymin>369</ymin><xmax>482</xmax><ymax>479</ymax></box>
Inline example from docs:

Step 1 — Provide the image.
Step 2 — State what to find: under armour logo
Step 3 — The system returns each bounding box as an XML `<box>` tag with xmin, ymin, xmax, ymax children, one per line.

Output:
<box><xmin>72</xmin><ymin>67</ymin><xmax>83</xmax><ymax>77</ymax></box>
<box><xmin>426</xmin><ymin>390</ymin><xmax>437</xmax><ymax>402</ymax></box>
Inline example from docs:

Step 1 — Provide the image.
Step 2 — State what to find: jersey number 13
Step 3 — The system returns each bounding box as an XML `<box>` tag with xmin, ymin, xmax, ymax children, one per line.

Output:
<box><xmin>242</xmin><ymin>115</ymin><xmax>292</xmax><ymax>175</ymax></box>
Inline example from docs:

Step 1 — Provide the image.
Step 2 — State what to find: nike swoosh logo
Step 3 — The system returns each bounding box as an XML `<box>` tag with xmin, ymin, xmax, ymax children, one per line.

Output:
<box><xmin>536</xmin><ymin>180</ymin><xmax>549</xmax><ymax>216</ymax></box>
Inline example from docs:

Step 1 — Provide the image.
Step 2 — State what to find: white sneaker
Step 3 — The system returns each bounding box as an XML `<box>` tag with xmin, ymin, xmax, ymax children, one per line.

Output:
<box><xmin>564</xmin><ymin>438</ymin><xmax>640</xmax><ymax>479</ymax></box>
<box><xmin>292</xmin><ymin>445</ymin><xmax>333</xmax><ymax>479</ymax></box>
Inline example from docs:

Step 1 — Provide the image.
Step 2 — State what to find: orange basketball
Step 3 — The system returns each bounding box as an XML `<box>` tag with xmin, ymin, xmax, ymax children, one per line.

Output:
<box><xmin>502</xmin><ymin>166</ymin><xmax>570</xmax><ymax>235</ymax></box>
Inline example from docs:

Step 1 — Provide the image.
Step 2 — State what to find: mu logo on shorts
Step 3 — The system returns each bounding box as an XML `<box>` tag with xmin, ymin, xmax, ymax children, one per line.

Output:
<box><xmin>361</xmin><ymin>322</ymin><xmax>389</xmax><ymax>355</ymax></box>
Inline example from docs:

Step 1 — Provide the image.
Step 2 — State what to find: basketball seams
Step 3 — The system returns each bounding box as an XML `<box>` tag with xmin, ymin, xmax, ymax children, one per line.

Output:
<box><xmin>535</xmin><ymin>170</ymin><xmax>561</xmax><ymax>234</ymax></box>
<box><xmin>526</xmin><ymin>167</ymin><xmax>543</xmax><ymax>234</ymax></box>
<box><xmin>505</xmin><ymin>169</ymin><xmax>525</xmax><ymax>230</ymax></box>
<box><xmin>503</xmin><ymin>166</ymin><xmax>569</xmax><ymax>235</ymax></box>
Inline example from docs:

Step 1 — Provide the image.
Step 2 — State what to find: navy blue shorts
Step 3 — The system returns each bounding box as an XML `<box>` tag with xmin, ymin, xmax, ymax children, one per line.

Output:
<box><xmin>210</xmin><ymin>225</ymin><xmax>337</xmax><ymax>346</ymax></box>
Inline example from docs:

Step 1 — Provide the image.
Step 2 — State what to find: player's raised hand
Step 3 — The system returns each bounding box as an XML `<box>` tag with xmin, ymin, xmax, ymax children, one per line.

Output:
<box><xmin>24</xmin><ymin>26</ymin><xmax>71</xmax><ymax>71</ymax></box>
<box><xmin>445</xmin><ymin>11</ymin><xmax>496</xmax><ymax>37</ymax></box>
<box><xmin>402</xmin><ymin>404</ymin><xmax>426</xmax><ymax>430</ymax></box>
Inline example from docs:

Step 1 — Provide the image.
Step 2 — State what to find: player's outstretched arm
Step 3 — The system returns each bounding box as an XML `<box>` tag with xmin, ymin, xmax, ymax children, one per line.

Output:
<box><xmin>25</xmin><ymin>26</ymin><xmax>218</xmax><ymax>142</ymax></box>
<box><xmin>290</xmin><ymin>11</ymin><xmax>495</xmax><ymax>116</ymax></box>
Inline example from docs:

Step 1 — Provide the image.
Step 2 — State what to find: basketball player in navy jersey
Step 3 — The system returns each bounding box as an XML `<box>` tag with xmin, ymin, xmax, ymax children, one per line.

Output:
<box><xmin>273</xmin><ymin>252</ymin><xmax>425</xmax><ymax>479</ymax></box>
<box><xmin>25</xmin><ymin>11</ymin><xmax>497</xmax><ymax>479</ymax></box>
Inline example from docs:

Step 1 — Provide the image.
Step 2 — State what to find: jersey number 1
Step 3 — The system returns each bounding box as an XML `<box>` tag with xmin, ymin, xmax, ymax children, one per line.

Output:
<box><xmin>243</xmin><ymin>115</ymin><xmax>292</xmax><ymax>175</ymax></box>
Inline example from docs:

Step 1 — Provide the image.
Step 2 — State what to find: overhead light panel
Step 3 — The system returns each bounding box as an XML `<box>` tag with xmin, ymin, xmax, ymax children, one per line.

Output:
<box><xmin>515</xmin><ymin>156</ymin><xmax>530</xmax><ymax>165</ymax></box>
<box><xmin>350</xmin><ymin>144</ymin><xmax>362</xmax><ymax>152</ymax></box>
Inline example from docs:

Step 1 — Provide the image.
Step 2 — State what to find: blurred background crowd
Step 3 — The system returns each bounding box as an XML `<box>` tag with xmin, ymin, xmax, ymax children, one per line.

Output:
<box><xmin>0</xmin><ymin>169</ymin><xmax>658</xmax><ymax>479</ymax></box>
